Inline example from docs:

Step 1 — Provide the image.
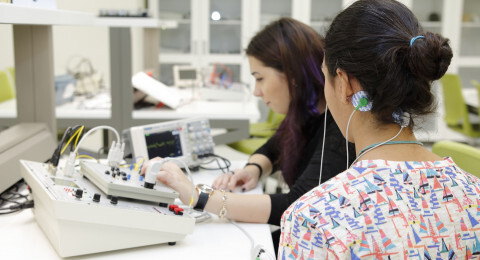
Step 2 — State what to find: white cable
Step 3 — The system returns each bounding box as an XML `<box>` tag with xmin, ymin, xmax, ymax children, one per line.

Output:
<box><xmin>230</xmin><ymin>220</ymin><xmax>275</xmax><ymax>260</ymax></box>
<box><xmin>319</xmin><ymin>103</ymin><xmax>329</xmax><ymax>185</ymax></box>
<box><xmin>72</xmin><ymin>125</ymin><xmax>120</xmax><ymax>156</ymax></box>
<box><xmin>345</xmin><ymin>109</ymin><xmax>357</xmax><ymax>170</ymax></box>
<box><xmin>349</xmin><ymin>126</ymin><xmax>405</xmax><ymax>167</ymax></box>
<box><xmin>64</xmin><ymin>125</ymin><xmax>121</xmax><ymax>176</ymax></box>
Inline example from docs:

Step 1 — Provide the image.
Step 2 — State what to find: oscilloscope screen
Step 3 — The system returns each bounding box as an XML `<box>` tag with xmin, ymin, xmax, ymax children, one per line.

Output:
<box><xmin>145</xmin><ymin>129</ymin><xmax>182</xmax><ymax>158</ymax></box>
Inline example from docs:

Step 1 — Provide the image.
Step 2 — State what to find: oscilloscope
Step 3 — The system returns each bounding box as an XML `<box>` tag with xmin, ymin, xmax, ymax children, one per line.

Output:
<box><xmin>124</xmin><ymin>118</ymin><xmax>215</xmax><ymax>168</ymax></box>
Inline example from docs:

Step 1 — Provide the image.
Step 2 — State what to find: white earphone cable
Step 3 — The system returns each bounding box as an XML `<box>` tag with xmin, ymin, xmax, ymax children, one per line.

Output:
<box><xmin>319</xmin><ymin>103</ymin><xmax>329</xmax><ymax>185</ymax></box>
<box><xmin>345</xmin><ymin>109</ymin><xmax>357</xmax><ymax>170</ymax></box>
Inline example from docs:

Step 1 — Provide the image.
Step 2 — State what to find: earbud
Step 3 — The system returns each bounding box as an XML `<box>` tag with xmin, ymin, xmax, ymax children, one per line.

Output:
<box><xmin>352</xmin><ymin>91</ymin><xmax>372</xmax><ymax>111</ymax></box>
<box><xmin>392</xmin><ymin>109</ymin><xmax>410</xmax><ymax>128</ymax></box>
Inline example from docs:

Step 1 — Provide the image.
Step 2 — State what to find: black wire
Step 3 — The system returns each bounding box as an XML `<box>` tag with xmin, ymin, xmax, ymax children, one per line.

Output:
<box><xmin>0</xmin><ymin>180</ymin><xmax>31</xmax><ymax>214</ymax></box>
<box><xmin>199</xmin><ymin>153</ymin><xmax>231</xmax><ymax>173</ymax></box>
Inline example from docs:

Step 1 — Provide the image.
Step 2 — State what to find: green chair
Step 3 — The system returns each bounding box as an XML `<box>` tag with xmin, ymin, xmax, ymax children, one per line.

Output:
<box><xmin>472</xmin><ymin>80</ymin><xmax>480</xmax><ymax>113</ymax></box>
<box><xmin>228</xmin><ymin>137</ymin><xmax>269</xmax><ymax>155</ymax></box>
<box><xmin>0</xmin><ymin>70</ymin><xmax>15</xmax><ymax>103</ymax></box>
<box><xmin>228</xmin><ymin>110</ymin><xmax>285</xmax><ymax>154</ymax></box>
<box><xmin>432</xmin><ymin>140</ymin><xmax>480</xmax><ymax>177</ymax></box>
<box><xmin>249</xmin><ymin>109</ymin><xmax>285</xmax><ymax>137</ymax></box>
<box><xmin>439</xmin><ymin>74</ymin><xmax>480</xmax><ymax>139</ymax></box>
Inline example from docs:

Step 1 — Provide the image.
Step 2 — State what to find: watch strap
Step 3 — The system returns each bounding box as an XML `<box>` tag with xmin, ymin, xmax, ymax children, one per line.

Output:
<box><xmin>194</xmin><ymin>190</ymin><xmax>209</xmax><ymax>211</ymax></box>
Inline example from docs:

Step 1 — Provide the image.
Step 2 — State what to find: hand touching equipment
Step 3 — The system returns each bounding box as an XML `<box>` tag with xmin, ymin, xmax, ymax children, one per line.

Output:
<box><xmin>142</xmin><ymin>157</ymin><xmax>195</xmax><ymax>208</ymax></box>
<box><xmin>212</xmin><ymin>167</ymin><xmax>260</xmax><ymax>192</ymax></box>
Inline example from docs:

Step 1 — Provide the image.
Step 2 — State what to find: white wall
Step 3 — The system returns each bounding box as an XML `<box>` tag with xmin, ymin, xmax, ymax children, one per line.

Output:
<box><xmin>0</xmin><ymin>0</ymin><xmax>144</xmax><ymax>88</ymax></box>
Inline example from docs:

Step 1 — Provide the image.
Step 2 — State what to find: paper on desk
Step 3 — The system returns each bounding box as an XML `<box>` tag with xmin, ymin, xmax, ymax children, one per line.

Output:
<box><xmin>132</xmin><ymin>72</ymin><xmax>184</xmax><ymax>109</ymax></box>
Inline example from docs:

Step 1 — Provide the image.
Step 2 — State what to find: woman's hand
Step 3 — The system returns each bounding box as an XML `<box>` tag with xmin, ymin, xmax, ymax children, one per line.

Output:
<box><xmin>212</xmin><ymin>168</ymin><xmax>260</xmax><ymax>192</ymax></box>
<box><xmin>141</xmin><ymin>157</ymin><xmax>195</xmax><ymax>205</ymax></box>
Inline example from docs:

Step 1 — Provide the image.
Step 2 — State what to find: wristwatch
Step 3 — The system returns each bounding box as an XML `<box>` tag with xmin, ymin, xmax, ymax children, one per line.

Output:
<box><xmin>194</xmin><ymin>184</ymin><xmax>214</xmax><ymax>211</ymax></box>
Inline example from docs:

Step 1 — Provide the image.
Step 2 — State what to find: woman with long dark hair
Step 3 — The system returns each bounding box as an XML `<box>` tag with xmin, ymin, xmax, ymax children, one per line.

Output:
<box><xmin>142</xmin><ymin>18</ymin><xmax>353</xmax><ymax>250</ymax></box>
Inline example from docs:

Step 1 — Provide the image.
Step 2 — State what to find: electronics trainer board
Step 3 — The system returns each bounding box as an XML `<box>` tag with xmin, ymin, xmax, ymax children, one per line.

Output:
<box><xmin>20</xmin><ymin>160</ymin><xmax>195</xmax><ymax>257</ymax></box>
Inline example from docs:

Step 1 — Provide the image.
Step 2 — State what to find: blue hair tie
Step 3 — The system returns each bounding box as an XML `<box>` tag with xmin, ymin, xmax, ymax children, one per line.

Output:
<box><xmin>409</xmin><ymin>36</ymin><xmax>424</xmax><ymax>46</ymax></box>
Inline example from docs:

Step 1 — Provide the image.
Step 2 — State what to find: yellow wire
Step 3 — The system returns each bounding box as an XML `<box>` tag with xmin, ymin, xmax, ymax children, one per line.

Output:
<box><xmin>76</xmin><ymin>155</ymin><xmax>97</xmax><ymax>161</ymax></box>
<box><xmin>60</xmin><ymin>126</ymin><xmax>84</xmax><ymax>155</ymax></box>
<box><xmin>73</xmin><ymin>126</ymin><xmax>84</xmax><ymax>148</ymax></box>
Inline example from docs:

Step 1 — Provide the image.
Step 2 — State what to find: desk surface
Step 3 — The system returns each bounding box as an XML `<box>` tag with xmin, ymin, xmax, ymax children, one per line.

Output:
<box><xmin>463</xmin><ymin>88</ymin><xmax>479</xmax><ymax>107</ymax></box>
<box><xmin>0</xmin><ymin>93</ymin><xmax>260</xmax><ymax>122</ymax></box>
<box><xmin>0</xmin><ymin>160</ymin><xmax>274</xmax><ymax>259</ymax></box>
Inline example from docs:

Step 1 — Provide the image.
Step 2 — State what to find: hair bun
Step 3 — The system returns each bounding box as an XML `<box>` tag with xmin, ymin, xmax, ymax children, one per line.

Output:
<box><xmin>408</xmin><ymin>32</ymin><xmax>453</xmax><ymax>81</ymax></box>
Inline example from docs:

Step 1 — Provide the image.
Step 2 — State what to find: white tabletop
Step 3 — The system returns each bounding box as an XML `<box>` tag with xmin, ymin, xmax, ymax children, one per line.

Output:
<box><xmin>0</xmin><ymin>92</ymin><xmax>260</xmax><ymax>122</ymax></box>
<box><xmin>0</xmin><ymin>160</ymin><xmax>275</xmax><ymax>259</ymax></box>
<box><xmin>463</xmin><ymin>88</ymin><xmax>479</xmax><ymax>107</ymax></box>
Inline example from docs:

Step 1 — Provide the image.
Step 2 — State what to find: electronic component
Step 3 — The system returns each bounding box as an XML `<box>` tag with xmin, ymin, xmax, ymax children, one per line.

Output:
<box><xmin>80</xmin><ymin>160</ymin><xmax>178</xmax><ymax>203</ymax></box>
<box><xmin>20</xmin><ymin>160</ymin><xmax>195</xmax><ymax>257</ymax></box>
<box><xmin>173</xmin><ymin>65</ymin><xmax>200</xmax><ymax>87</ymax></box>
<box><xmin>123</xmin><ymin>118</ymin><xmax>215</xmax><ymax>168</ymax></box>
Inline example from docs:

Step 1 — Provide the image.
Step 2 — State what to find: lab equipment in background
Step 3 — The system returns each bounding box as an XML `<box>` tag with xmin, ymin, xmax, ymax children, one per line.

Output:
<box><xmin>66</xmin><ymin>57</ymin><xmax>105</xmax><ymax>97</ymax></box>
<box><xmin>123</xmin><ymin>118</ymin><xmax>215</xmax><ymax>170</ymax></box>
<box><xmin>54</xmin><ymin>74</ymin><xmax>75</xmax><ymax>105</ymax></box>
<box><xmin>132</xmin><ymin>71</ymin><xmax>186</xmax><ymax>109</ymax></box>
<box><xmin>199</xmin><ymin>82</ymin><xmax>249</xmax><ymax>102</ymax></box>
<box><xmin>0</xmin><ymin>123</ymin><xmax>55</xmax><ymax>194</ymax></box>
<box><xmin>198</xmin><ymin>63</ymin><xmax>250</xmax><ymax>102</ymax></box>
<box><xmin>173</xmin><ymin>65</ymin><xmax>201</xmax><ymax>88</ymax></box>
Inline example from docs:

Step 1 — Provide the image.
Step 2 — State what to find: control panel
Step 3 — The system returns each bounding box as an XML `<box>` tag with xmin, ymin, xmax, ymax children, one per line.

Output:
<box><xmin>80</xmin><ymin>160</ymin><xmax>177</xmax><ymax>203</ymax></box>
<box><xmin>124</xmin><ymin>118</ymin><xmax>215</xmax><ymax>168</ymax></box>
<box><xmin>20</xmin><ymin>160</ymin><xmax>195</xmax><ymax>257</ymax></box>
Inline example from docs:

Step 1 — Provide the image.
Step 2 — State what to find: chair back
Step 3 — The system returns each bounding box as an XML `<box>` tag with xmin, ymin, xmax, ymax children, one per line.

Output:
<box><xmin>440</xmin><ymin>74</ymin><xmax>474</xmax><ymax>134</ymax></box>
<box><xmin>0</xmin><ymin>70</ymin><xmax>15</xmax><ymax>103</ymax></box>
<box><xmin>473</xmin><ymin>80</ymin><xmax>480</xmax><ymax>110</ymax></box>
<box><xmin>432</xmin><ymin>140</ymin><xmax>480</xmax><ymax>177</ymax></box>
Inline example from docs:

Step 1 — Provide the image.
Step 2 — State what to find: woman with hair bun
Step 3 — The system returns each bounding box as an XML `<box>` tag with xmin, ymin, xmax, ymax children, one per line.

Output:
<box><xmin>279</xmin><ymin>0</ymin><xmax>480</xmax><ymax>258</ymax></box>
<box><xmin>141</xmin><ymin>17</ymin><xmax>354</xmax><ymax>252</ymax></box>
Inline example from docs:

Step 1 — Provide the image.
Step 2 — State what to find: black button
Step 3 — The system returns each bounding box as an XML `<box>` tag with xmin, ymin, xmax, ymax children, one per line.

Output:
<box><xmin>75</xmin><ymin>189</ymin><xmax>83</xmax><ymax>198</ymax></box>
<box><xmin>93</xmin><ymin>193</ymin><xmax>101</xmax><ymax>202</ymax></box>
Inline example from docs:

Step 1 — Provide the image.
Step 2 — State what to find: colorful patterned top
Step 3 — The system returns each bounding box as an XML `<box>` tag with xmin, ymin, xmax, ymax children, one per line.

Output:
<box><xmin>279</xmin><ymin>157</ymin><xmax>480</xmax><ymax>259</ymax></box>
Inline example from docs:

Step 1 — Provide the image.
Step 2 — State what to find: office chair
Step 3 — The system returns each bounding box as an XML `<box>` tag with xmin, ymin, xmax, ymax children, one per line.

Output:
<box><xmin>0</xmin><ymin>70</ymin><xmax>15</xmax><ymax>103</ymax></box>
<box><xmin>228</xmin><ymin>137</ymin><xmax>269</xmax><ymax>155</ymax></box>
<box><xmin>249</xmin><ymin>109</ymin><xmax>285</xmax><ymax>138</ymax></box>
<box><xmin>473</xmin><ymin>80</ymin><xmax>480</xmax><ymax>114</ymax></box>
<box><xmin>432</xmin><ymin>140</ymin><xmax>480</xmax><ymax>178</ymax></box>
<box><xmin>439</xmin><ymin>74</ymin><xmax>480</xmax><ymax>140</ymax></box>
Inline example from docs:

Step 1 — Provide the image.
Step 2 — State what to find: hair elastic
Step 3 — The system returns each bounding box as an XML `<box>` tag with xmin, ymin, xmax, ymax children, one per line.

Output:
<box><xmin>409</xmin><ymin>36</ymin><xmax>424</xmax><ymax>46</ymax></box>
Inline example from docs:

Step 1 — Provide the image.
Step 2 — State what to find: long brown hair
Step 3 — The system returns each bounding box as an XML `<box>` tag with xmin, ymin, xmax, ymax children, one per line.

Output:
<box><xmin>246</xmin><ymin>18</ymin><xmax>325</xmax><ymax>186</ymax></box>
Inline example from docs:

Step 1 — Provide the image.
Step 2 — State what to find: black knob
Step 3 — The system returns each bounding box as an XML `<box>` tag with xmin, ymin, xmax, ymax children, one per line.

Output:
<box><xmin>110</xmin><ymin>196</ymin><xmax>118</xmax><ymax>205</ymax></box>
<box><xmin>75</xmin><ymin>189</ymin><xmax>83</xmax><ymax>199</ymax></box>
<box><xmin>144</xmin><ymin>182</ymin><xmax>154</xmax><ymax>189</ymax></box>
<box><xmin>105</xmin><ymin>170</ymin><xmax>110</xmax><ymax>175</ymax></box>
<box><xmin>93</xmin><ymin>193</ymin><xmax>101</xmax><ymax>202</ymax></box>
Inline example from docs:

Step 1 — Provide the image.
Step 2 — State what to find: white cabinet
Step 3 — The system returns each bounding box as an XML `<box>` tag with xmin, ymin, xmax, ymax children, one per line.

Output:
<box><xmin>149</xmin><ymin>0</ymin><xmax>479</xmax><ymax>94</ymax></box>
<box><xmin>149</xmin><ymin>0</ymin><xmax>248</xmax><ymax>86</ymax></box>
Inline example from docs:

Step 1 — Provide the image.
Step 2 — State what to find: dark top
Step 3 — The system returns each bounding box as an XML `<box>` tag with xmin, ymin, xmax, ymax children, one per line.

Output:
<box><xmin>254</xmin><ymin>111</ymin><xmax>355</xmax><ymax>226</ymax></box>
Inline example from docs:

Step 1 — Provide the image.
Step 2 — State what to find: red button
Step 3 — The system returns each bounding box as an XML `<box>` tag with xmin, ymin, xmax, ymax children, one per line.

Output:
<box><xmin>174</xmin><ymin>207</ymin><xmax>184</xmax><ymax>215</ymax></box>
<box><xmin>169</xmin><ymin>204</ymin><xmax>178</xmax><ymax>211</ymax></box>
